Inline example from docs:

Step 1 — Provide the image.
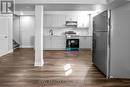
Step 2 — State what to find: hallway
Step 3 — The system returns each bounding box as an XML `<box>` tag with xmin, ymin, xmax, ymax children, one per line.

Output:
<box><xmin>0</xmin><ymin>49</ymin><xmax>130</xmax><ymax>87</ymax></box>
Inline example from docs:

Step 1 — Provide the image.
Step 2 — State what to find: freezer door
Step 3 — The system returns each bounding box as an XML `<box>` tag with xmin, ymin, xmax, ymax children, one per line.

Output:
<box><xmin>93</xmin><ymin>10</ymin><xmax>108</xmax><ymax>32</ymax></box>
<box><xmin>92</xmin><ymin>31</ymin><xmax>108</xmax><ymax>75</ymax></box>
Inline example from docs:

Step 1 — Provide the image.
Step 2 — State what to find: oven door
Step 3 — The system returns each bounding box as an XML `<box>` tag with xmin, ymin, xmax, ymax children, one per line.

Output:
<box><xmin>66</xmin><ymin>39</ymin><xmax>79</xmax><ymax>49</ymax></box>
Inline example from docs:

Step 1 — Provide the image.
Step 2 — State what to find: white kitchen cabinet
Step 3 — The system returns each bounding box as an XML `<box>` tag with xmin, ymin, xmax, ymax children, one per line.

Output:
<box><xmin>44</xmin><ymin>15</ymin><xmax>51</xmax><ymax>27</ymax></box>
<box><xmin>44</xmin><ymin>36</ymin><xmax>92</xmax><ymax>50</ymax></box>
<box><xmin>44</xmin><ymin>15</ymin><xmax>56</xmax><ymax>27</ymax></box>
<box><xmin>54</xmin><ymin>15</ymin><xmax>66</xmax><ymax>27</ymax></box>
<box><xmin>52</xmin><ymin>36</ymin><xmax>66</xmax><ymax>50</ymax></box>
<box><xmin>65</xmin><ymin>15</ymin><xmax>78</xmax><ymax>21</ymax></box>
<box><xmin>43</xmin><ymin>36</ymin><xmax>66</xmax><ymax>50</ymax></box>
<box><xmin>79</xmin><ymin>36</ymin><xmax>92</xmax><ymax>49</ymax></box>
<box><xmin>43</xmin><ymin>15</ymin><xmax>47</xmax><ymax>27</ymax></box>
<box><xmin>44</xmin><ymin>13</ymin><xmax>90</xmax><ymax>28</ymax></box>
<box><xmin>44</xmin><ymin>14</ymin><xmax>66</xmax><ymax>27</ymax></box>
<box><xmin>43</xmin><ymin>36</ymin><xmax>52</xmax><ymax>50</ymax></box>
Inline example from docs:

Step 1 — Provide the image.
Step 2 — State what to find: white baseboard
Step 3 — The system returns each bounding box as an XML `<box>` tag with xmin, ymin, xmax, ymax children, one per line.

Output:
<box><xmin>44</xmin><ymin>48</ymin><xmax>65</xmax><ymax>50</ymax></box>
<box><xmin>34</xmin><ymin>61</ymin><xmax>44</xmax><ymax>66</ymax></box>
<box><xmin>20</xmin><ymin>45</ymin><xmax>34</xmax><ymax>48</ymax></box>
<box><xmin>44</xmin><ymin>48</ymin><xmax>91</xmax><ymax>51</ymax></box>
<box><xmin>0</xmin><ymin>49</ymin><xmax>13</xmax><ymax>57</ymax></box>
<box><xmin>34</xmin><ymin>63</ymin><xmax>44</xmax><ymax>66</ymax></box>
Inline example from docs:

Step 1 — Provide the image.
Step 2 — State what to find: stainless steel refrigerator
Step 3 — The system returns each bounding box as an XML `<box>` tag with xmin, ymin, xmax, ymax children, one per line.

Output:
<box><xmin>92</xmin><ymin>10</ymin><xmax>111</xmax><ymax>77</ymax></box>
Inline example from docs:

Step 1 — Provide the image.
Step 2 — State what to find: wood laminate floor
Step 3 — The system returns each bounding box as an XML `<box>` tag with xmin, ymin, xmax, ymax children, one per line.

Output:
<box><xmin>0</xmin><ymin>48</ymin><xmax>130</xmax><ymax>87</ymax></box>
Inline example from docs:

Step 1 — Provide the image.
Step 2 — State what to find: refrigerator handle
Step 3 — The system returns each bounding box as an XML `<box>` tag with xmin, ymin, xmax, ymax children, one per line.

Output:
<box><xmin>108</xmin><ymin>10</ymin><xmax>111</xmax><ymax>48</ymax></box>
<box><xmin>93</xmin><ymin>39</ymin><xmax>96</xmax><ymax>49</ymax></box>
<box><xmin>92</xmin><ymin>38</ymin><xmax>96</xmax><ymax>60</ymax></box>
<box><xmin>93</xmin><ymin>21</ymin><xmax>95</xmax><ymax>31</ymax></box>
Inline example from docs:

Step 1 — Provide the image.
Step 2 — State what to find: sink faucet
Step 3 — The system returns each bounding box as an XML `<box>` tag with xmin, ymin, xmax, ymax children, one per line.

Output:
<box><xmin>49</xmin><ymin>29</ymin><xmax>53</xmax><ymax>35</ymax></box>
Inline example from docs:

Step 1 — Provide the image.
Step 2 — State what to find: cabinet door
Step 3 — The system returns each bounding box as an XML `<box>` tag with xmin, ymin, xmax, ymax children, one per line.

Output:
<box><xmin>44</xmin><ymin>15</ymin><xmax>53</xmax><ymax>27</ymax></box>
<box><xmin>86</xmin><ymin>37</ymin><xmax>92</xmax><ymax>48</ymax></box>
<box><xmin>0</xmin><ymin>17</ymin><xmax>9</xmax><ymax>56</ymax></box>
<box><xmin>43</xmin><ymin>36</ymin><xmax>52</xmax><ymax>50</ymax></box>
<box><xmin>51</xmin><ymin>36</ymin><xmax>66</xmax><ymax>50</ymax></box>
<box><xmin>65</xmin><ymin>15</ymin><xmax>78</xmax><ymax>21</ymax></box>
<box><xmin>52</xmin><ymin>15</ymin><xmax>65</xmax><ymax>27</ymax></box>
<box><xmin>56</xmin><ymin>15</ymin><xmax>65</xmax><ymax>27</ymax></box>
<box><xmin>51</xmin><ymin>15</ymin><xmax>56</xmax><ymax>27</ymax></box>
<box><xmin>44</xmin><ymin>15</ymin><xmax>50</xmax><ymax>27</ymax></box>
<box><xmin>79</xmin><ymin>37</ymin><xmax>86</xmax><ymax>48</ymax></box>
<box><xmin>43</xmin><ymin>15</ymin><xmax>47</xmax><ymax>27</ymax></box>
<box><xmin>79</xmin><ymin>37</ymin><xmax>92</xmax><ymax>49</ymax></box>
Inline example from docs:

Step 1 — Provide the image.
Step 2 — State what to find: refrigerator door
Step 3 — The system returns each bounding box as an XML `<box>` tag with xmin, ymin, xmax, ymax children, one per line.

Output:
<box><xmin>93</xmin><ymin>10</ymin><xmax>108</xmax><ymax>32</ymax></box>
<box><xmin>93</xmin><ymin>31</ymin><xmax>108</xmax><ymax>75</ymax></box>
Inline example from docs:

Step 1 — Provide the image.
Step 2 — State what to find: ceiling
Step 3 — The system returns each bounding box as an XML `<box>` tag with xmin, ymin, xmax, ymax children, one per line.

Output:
<box><xmin>15</xmin><ymin>4</ymin><xmax>35</xmax><ymax>11</ymax></box>
<box><xmin>15</xmin><ymin>0</ymin><xmax>108</xmax><ymax>4</ymax></box>
<box><xmin>15</xmin><ymin>0</ymin><xmax>129</xmax><ymax>11</ymax></box>
<box><xmin>15</xmin><ymin>4</ymin><xmax>106</xmax><ymax>11</ymax></box>
<box><xmin>14</xmin><ymin>0</ymin><xmax>108</xmax><ymax>11</ymax></box>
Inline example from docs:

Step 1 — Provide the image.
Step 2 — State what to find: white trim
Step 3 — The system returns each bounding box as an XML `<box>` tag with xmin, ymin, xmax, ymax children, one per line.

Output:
<box><xmin>14</xmin><ymin>11</ymin><xmax>35</xmax><ymax>16</ymax></box>
<box><xmin>20</xmin><ymin>45</ymin><xmax>34</xmax><ymax>48</ymax></box>
<box><xmin>34</xmin><ymin>63</ymin><xmax>44</xmax><ymax>66</ymax></box>
<box><xmin>0</xmin><ymin>49</ymin><xmax>13</xmax><ymax>57</ymax></box>
<box><xmin>44</xmin><ymin>48</ymin><xmax>91</xmax><ymax>50</ymax></box>
<box><xmin>44</xmin><ymin>48</ymin><xmax>65</xmax><ymax>50</ymax></box>
<box><xmin>44</xmin><ymin>11</ymin><xmax>94</xmax><ymax>15</ymax></box>
<box><xmin>0</xmin><ymin>14</ymin><xmax>13</xmax><ymax>17</ymax></box>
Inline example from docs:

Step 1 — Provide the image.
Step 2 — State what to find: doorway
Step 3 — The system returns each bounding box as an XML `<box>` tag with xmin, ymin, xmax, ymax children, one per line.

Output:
<box><xmin>13</xmin><ymin>15</ymin><xmax>35</xmax><ymax>49</ymax></box>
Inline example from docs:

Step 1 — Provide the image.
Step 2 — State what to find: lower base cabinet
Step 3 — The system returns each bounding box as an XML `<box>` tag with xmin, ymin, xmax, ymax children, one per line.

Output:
<box><xmin>44</xmin><ymin>36</ymin><xmax>66</xmax><ymax>50</ymax></box>
<box><xmin>43</xmin><ymin>36</ymin><xmax>92</xmax><ymax>50</ymax></box>
<box><xmin>79</xmin><ymin>37</ymin><xmax>92</xmax><ymax>49</ymax></box>
<box><xmin>51</xmin><ymin>36</ymin><xmax>66</xmax><ymax>50</ymax></box>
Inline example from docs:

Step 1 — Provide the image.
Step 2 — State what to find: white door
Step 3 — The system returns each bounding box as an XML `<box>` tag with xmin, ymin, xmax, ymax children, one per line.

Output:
<box><xmin>0</xmin><ymin>17</ymin><xmax>9</xmax><ymax>56</ymax></box>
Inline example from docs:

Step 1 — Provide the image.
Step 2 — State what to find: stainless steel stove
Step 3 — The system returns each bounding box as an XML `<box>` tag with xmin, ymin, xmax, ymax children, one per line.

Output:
<box><xmin>65</xmin><ymin>31</ymin><xmax>79</xmax><ymax>51</ymax></box>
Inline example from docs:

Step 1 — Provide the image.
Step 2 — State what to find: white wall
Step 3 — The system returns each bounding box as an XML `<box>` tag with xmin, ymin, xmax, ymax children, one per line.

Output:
<box><xmin>8</xmin><ymin>15</ymin><xmax>13</xmax><ymax>52</ymax></box>
<box><xmin>20</xmin><ymin>16</ymin><xmax>35</xmax><ymax>48</ymax></box>
<box><xmin>110</xmin><ymin>2</ymin><xmax>130</xmax><ymax>78</ymax></box>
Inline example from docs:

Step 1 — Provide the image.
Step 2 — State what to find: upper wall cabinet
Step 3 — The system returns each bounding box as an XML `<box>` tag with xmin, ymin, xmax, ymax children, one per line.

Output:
<box><xmin>65</xmin><ymin>15</ymin><xmax>78</xmax><ymax>21</ymax></box>
<box><xmin>44</xmin><ymin>14</ymin><xmax>90</xmax><ymax>28</ymax></box>
<box><xmin>77</xmin><ymin>15</ymin><xmax>89</xmax><ymax>28</ymax></box>
<box><xmin>44</xmin><ymin>14</ymin><xmax>66</xmax><ymax>27</ymax></box>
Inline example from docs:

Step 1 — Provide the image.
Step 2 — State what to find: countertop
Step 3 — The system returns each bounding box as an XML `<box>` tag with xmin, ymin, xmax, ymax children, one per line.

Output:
<box><xmin>44</xmin><ymin>35</ymin><xmax>92</xmax><ymax>37</ymax></box>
